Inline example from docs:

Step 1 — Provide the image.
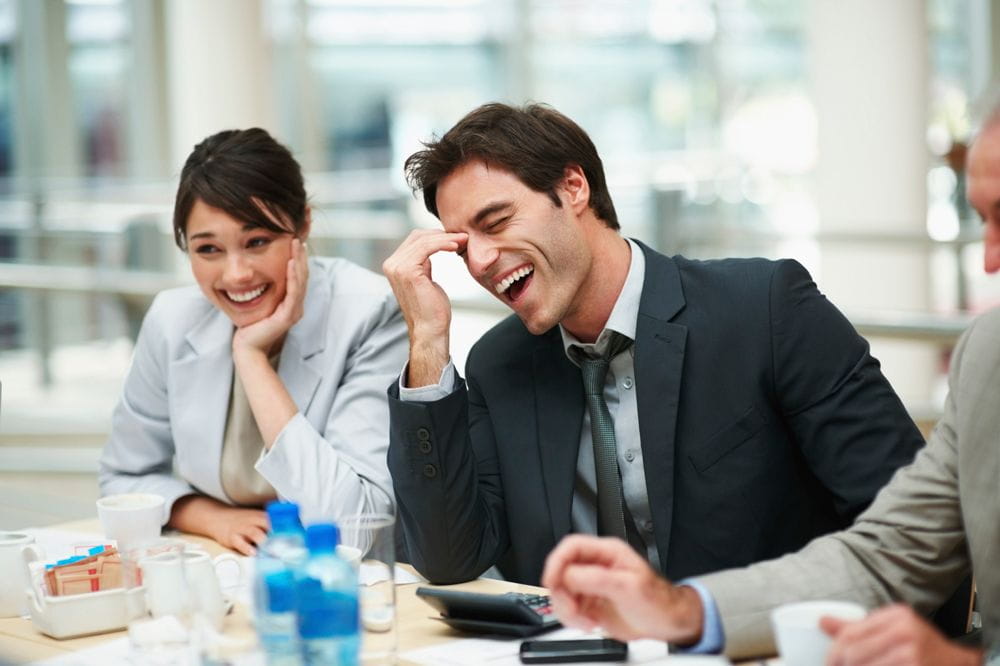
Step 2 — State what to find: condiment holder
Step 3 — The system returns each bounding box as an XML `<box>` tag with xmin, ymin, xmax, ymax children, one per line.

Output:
<box><xmin>27</xmin><ymin>583</ymin><xmax>147</xmax><ymax>639</ymax></box>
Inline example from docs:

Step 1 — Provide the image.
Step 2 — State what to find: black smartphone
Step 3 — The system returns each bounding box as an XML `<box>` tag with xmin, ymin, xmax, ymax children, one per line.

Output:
<box><xmin>519</xmin><ymin>638</ymin><xmax>628</xmax><ymax>664</ymax></box>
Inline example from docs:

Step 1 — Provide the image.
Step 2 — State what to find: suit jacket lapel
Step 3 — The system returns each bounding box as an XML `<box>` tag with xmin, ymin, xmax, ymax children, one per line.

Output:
<box><xmin>279</xmin><ymin>260</ymin><xmax>330</xmax><ymax>414</ymax></box>
<box><xmin>171</xmin><ymin>307</ymin><xmax>234</xmax><ymax>500</ymax></box>
<box><xmin>634</xmin><ymin>241</ymin><xmax>687</xmax><ymax>572</ymax></box>
<box><xmin>534</xmin><ymin>331</ymin><xmax>585</xmax><ymax>543</ymax></box>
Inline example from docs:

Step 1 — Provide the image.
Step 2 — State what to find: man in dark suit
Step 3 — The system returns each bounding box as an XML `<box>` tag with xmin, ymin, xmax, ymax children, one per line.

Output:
<box><xmin>382</xmin><ymin>102</ymin><xmax>923</xmax><ymax>586</ymax></box>
<box><xmin>540</xmin><ymin>109</ymin><xmax>1000</xmax><ymax>665</ymax></box>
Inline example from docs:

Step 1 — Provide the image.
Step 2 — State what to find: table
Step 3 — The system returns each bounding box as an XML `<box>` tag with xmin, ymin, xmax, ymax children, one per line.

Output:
<box><xmin>0</xmin><ymin>519</ymin><xmax>550</xmax><ymax>665</ymax></box>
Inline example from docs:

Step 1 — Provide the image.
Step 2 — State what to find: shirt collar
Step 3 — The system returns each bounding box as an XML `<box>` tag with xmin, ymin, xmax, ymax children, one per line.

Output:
<box><xmin>559</xmin><ymin>237</ymin><xmax>645</xmax><ymax>362</ymax></box>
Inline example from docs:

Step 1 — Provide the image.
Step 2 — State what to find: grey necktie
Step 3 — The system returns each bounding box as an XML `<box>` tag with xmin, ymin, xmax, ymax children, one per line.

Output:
<box><xmin>577</xmin><ymin>331</ymin><xmax>633</xmax><ymax>541</ymax></box>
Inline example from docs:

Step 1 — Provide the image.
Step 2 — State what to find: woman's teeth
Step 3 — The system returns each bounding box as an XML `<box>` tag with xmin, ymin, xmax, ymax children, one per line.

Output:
<box><xmin>227</xmin><ymin>285</ymin><xmax>266</xmax><ymax>303</ymax></box>
<box><xmin>495</xmin><ymin>266</ymin><xmax>534</xmax><ymax>294</ymax></box>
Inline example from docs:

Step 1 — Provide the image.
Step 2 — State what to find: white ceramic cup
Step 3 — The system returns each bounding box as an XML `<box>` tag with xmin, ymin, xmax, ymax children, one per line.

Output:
<box><xmin>96</xmin><ymin>493</ymin><xmax>165</xmax><ymax>551</ymax></box>
<box><xmin>0</xmin><ymin>532</ymin><xmax>44</xmax><ymax>617</ymax></box>
<box><xmin>771</xmin><ymin>600</ymin><xmax>867</xmax><ymax>666</ymax></box>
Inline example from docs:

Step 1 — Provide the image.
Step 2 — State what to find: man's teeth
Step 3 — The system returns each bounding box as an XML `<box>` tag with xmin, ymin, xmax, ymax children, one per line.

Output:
<box><xmin>227</xmin><ymin>285</ymin><xmax>265</xmax><ymax>303</ymax></box>
<box><xmin>495</xmin><ymin>266</ymin><xmax>534</xmax><ymax>294</ymax></box>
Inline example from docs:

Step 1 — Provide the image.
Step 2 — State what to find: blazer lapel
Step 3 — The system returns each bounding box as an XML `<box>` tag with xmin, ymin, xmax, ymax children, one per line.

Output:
<box><xmin>534</xmin><ymin>331</ymin><xmax>585</xmax><ymax>543</ymax></box>
<box><xmin>280</xmin><ymin>260</ymin><xmax>330</xmax><ymax>414</ymax></box>
<box><xmin>634</xmin><ymin>241</ymin><xmax>687</xmax><ymax>572</ymax></box>
<box><xmin>170</xmin><ymin>307</ymin><xmax>234</xmax><ymax>500</ymax></box>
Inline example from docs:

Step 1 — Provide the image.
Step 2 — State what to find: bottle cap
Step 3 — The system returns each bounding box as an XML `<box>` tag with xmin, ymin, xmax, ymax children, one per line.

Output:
<box><xmin>305</xmin><ymin>523</ymin><xmax>340</xmax><ymax>552</ymax></box>
<box><xmin>266</xmin><ymin>501</ymin><xmax>303</xmax><ymax>535</ymax></box>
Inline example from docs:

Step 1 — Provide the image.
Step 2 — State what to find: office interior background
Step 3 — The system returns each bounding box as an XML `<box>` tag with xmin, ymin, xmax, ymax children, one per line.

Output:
<box><xmin>0</xmin><ymin>0</ymin><xmax>998</xmax><ymax>529</ymax></box>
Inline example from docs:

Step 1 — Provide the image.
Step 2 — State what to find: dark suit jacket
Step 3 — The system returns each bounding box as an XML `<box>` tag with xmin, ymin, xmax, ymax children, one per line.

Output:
<box><xmin>388</xmin><ymin>242</ymin><xmax>924</xmax><ymax>585</ymax></box>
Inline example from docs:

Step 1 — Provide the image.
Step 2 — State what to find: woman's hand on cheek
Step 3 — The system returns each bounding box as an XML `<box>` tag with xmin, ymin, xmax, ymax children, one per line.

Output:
<box><xmin>232</xmin><ymin>238</ymin><xmax>309</xmax><ymax>356</ymax></box>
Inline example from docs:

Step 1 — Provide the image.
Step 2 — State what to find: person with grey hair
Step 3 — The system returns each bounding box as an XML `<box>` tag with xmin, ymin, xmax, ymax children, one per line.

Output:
<box><xmin>542</xmin><ymin>111</ymin><xmax>1000</xmax><ymax>665</ymax></box>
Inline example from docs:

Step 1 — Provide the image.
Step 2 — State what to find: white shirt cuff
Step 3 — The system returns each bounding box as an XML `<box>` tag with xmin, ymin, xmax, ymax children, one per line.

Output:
<box><xmin>398</xmin><ymin>360</ymin><xmax>457</xmax><ymax>402</ymax></box>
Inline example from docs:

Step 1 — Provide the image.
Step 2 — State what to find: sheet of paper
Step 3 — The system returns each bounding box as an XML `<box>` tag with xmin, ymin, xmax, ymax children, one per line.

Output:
<box><xmin>400</xmin><ymin>627</ymin><xmax>732</xmax><ymax>665</ymax></box>
<box><xmin>393</xmin><ymin>564</ymin><xmax>425</xmax><ymax>585</ymax></box>
<box><xmin>359</xmin><ymin>562</ymin><xmax>425</xmax><ymax>586</ymax></box>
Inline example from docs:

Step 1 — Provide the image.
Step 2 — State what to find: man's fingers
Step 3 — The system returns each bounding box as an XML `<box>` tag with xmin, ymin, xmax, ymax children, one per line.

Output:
<box><xmin>821</xmin><ymin>616</ymin><xmax>852</xmax><ymax>637</ymax></box>
<box><xmin>543</xmin><ymin>535</ymin><xmax>638</xmax><ymax>590</ymax></box>
<box><xmin>397</xmin><ymin>236</ymin><xmax>465</xmax><ymax>268</ymax></box>
<box><xmin>825</xmin><ymin>606</ymin><xmax>919</xmax><ymax>666</ymax></box>
<box><xmin>550</xmin><ymin>589</ymin><xmax>602</xmax><ymax>632</ymax></box>
<box><xmin>831</xmin><ymin>625</ymin><xmax>907</xmax><ymax>666</ymax></box>
<box><xmin>384</xmin><ymin>230</ymin><xmax>468</xmax><ymax>274</ymax></box>
<box><xmin>560</xmin><ymin>563</ymin><xmax>643</xmax><ymax>603</ymax></box>
<box><xmin>549</xmin><ymin>589</ymin><xmax>581</xmax><ymax>624</ymax></box>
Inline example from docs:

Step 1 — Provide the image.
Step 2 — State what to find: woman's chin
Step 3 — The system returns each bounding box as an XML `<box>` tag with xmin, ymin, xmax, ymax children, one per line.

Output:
<box><xmin>224</xmin><ymin>303</ymin><xmax>277</xmax><ymax>329</ymax></box>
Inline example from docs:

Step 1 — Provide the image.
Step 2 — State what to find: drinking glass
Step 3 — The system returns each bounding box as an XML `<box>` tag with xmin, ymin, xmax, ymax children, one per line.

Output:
<box><xmin>338</xmin><ymin>513</ymin><xmax>396</xmax><ymax>665</ymax></box>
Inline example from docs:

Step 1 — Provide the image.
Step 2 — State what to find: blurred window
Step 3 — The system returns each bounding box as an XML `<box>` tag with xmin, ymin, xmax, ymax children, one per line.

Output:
<box><xmin>65</xmin><ymin>0</ymin><xmax>130</xmax><ymax>178</ymax></box>
<box><xmin>274</xmin><ymin>0</ymin><xmax>819</xmax><ymax>259</ymax></box>
<box><xmin>0</xmin><ymin>0</ymin><xmax>14</xmax><ymax>181</ymax></box>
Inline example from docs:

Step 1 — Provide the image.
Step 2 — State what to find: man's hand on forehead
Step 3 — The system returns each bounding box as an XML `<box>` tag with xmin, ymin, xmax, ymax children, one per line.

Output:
<box><xmin>451</xmin><ymin>232</ymin><xmax>469</xmax><ymax>257</ymax></box>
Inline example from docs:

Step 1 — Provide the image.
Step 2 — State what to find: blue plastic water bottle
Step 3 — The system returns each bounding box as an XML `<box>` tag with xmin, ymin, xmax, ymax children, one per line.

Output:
<box><xmin>297</xmin><ymin>524</ymin><xmax>360</xmax><ymax>666</ymax></box>
<box><xmin>254</xmin><ymin>502</ymin><xmax>308</xmax><ymax>666</ymax></box>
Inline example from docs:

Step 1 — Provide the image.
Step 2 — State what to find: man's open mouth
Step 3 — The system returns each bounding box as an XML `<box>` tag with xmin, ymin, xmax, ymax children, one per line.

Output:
<box><xmin>494</xmin><ymin>265</ymin><xmax>534</xmax><ymax>303</ymax></box>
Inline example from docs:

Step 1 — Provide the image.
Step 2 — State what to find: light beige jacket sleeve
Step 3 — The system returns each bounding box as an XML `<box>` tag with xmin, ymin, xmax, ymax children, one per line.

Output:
<box><xmin>697</xmin><ymin>306</ymin><xmax>1000</xmax><ymax>661</ymax></box>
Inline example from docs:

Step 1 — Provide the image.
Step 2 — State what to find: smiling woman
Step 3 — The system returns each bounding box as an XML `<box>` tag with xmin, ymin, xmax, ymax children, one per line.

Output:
<box><xmin>185</xmin><ymin>199</ymin><xmax>300</xmax><ymax>330</ymax></box>
<box><xmin>97</xmin><ymin>129</ymin><xmax>409</xmax><ymax>555</ymax></box>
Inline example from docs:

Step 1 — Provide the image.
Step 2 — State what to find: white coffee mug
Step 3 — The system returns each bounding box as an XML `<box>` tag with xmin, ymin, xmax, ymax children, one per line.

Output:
<box><xmin>0</xmin><ymin>532</ymin><xmax>44</xmax><ymax>617</ymax></box>
<box><xmin>97</xmin><ymin>493</ymin><xmax>165</xmax><ymax>551</ymax></box>
<box><xmin>771</xmin><ymin>600</ymin><xmax>867</xmax><ymax>666</ymax></box>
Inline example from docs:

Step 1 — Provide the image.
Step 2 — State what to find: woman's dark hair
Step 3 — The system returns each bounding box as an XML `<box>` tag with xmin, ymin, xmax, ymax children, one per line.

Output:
<box><xmin>173</xmin><ymin>128</ymin><xmax>307</xmax><ymax>249</ymax></box>
<box><xmin>404</xmin><ymin>102</ymin><xmax>619</xmax><ymax>230</ymax></box>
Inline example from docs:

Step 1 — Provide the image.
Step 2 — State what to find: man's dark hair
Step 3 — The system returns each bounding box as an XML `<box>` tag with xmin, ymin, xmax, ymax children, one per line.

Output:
<box><xmin>173</xmin><ymin>128</ymin><xmax>307</xmax><ymax>249</ymax></box>
<box><xmin>404</xmin><ymin>103</ymin><xmax>619</xmax><ymax>230</ymax></box>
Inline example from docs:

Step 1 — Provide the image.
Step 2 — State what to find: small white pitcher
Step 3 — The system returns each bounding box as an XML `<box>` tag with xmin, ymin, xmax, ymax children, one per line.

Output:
<box><xmin>0</xmin><ymin>532</ymin><xmax>44</xmax><ymax>617</ymax></box>
<box><xmin>139</xmin><ymin>551</ymin><xmax>194</xmax><ymax>620</ymax></box>
<box><xmin>181</xmin><ymin>551</ymin><xmax>243</xmax><ymax>629</ymax></box>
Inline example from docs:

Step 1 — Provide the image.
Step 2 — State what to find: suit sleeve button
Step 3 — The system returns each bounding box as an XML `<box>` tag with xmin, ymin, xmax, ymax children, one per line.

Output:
<box><xmin>418</xmin><ymin>440</ymin><xmax>432</xmax><ymax>454</ymax></box>
<box><xmin>422</xmin><ymin>464</ymin><xmax>437</xmax><ymax>478</ymax></box>
<box><xmin>416</xmin><ymin>427</ymin><xmax>431</xmax><ymax>441</ymax></box>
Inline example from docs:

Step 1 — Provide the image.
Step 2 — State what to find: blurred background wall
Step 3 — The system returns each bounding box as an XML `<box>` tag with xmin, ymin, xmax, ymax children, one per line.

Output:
<box><xmin>1</xmin><ymin>0</ymin><xmax>998</xmax><ymax>528</ymax></box>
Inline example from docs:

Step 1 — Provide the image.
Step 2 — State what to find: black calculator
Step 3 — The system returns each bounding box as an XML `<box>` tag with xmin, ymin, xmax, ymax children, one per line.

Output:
<box><xmin>416</xmin><ymin>587</ymin><xmax>562</xmax><ymax>637</ymax></box>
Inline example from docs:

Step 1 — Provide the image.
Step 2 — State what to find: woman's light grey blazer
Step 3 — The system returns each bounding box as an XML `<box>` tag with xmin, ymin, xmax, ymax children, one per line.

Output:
<box><xmin>98</xmin><ymin>257</ymin><xmax>409</xmax><ymax>524</ymax></box>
